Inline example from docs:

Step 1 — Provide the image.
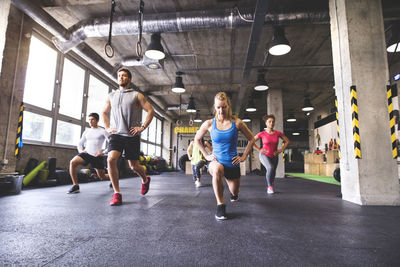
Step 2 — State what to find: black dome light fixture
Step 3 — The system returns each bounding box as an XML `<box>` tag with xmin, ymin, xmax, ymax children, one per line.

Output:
<box><xmin>302</xmin><ymin>96</ymin><xmax>314</xmax><ymax>112</ymax></box>
<box><xmin>387</xmin><ymin>23</ymin><xmax>400</xmax><ymax>53</ymax></box>
<box><xmin>194</xmin><ymin>112</ymin><xmax>202</xmax><ymax>122</ymax></box>
<box><xmin>245</xmin><ymin>97</ymin><xmax>257</xmax><ymax>112</ymax></box>
<box><xmin>269</xmin><ymin>26</ymin><xmax>291</xmax><ymax>56</ymax></box>
<box><xmin>242</xmin><ymin>113</ymin><xmax>251</xmax><ymax>123</ymax></box>
<box><xmin>145</xmin><ymin>33</ymin><xmax>166</xmax><ymax>60</ymax></box>
<box><xmin>172</xmin><ymin>72</ymin><xmax>185</xmax><ymax>93</ymax></box>
<box><xmin>254</xmin><ymin>70</ymin><xmax>269</xmax><ymax>91</ymax></box>
<box><xmin>286</xmin><ymin>111</ymin><xmax>297</xmax><ymax>122</ymax></box>
<box><xmin>186</xmin><ymin>95</ymin><xmax>196</xmax><ymax>113</ymax></box>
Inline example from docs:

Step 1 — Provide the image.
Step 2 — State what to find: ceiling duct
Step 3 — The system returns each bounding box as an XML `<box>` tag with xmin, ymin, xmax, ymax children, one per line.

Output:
<box><xmin>52</xmin><ymin>10</ymin><xmax>330</xmax><ymax>53</ymax></box>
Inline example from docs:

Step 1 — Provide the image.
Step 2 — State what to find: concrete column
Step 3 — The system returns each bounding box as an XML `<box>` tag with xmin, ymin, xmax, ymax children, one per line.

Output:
<box><xmin>330</xmin><ymin>0</ymin><xmax>400</xmax><ymax>205</ymax></box>
<box><xmin>250</xmin><ymin>119</ymin><xmax>261</xmax><ymax>171</ymax></box>
<box><xmin>0</xmin><ymin>0</ymin><xmax>11</xmax><ymax>75</ymax></box>
<box><xmin>0</xmin><ymin>6</ymin><xmax>29</xmax><ymax>173</ymax></box>
<box><xmin>267</xmin><ymin>88</ymin><xmax>285</xmax><ymax>178</ymax></box>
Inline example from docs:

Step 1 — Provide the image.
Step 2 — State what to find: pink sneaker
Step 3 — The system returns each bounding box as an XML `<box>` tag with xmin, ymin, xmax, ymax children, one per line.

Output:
<box><xmin>267</xmin><ymin>186</ymin><xmax>274</xmax><ymax>194</ymax></box>
<box><xmin>141</xmin><ymin>177</ymin><xmax>151</xmax><ymax>195</ymax></box>
<box><xmin>110</xmin><ymin>193</ymin><xmax>122</xmax><ymax>206</ymax></box>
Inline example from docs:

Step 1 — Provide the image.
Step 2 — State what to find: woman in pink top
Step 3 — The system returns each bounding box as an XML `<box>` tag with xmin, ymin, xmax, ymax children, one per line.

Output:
<box><xmin>254</xmin><ymin>114</ymin><xmax>290</xmax><ymax>194</ymax></box>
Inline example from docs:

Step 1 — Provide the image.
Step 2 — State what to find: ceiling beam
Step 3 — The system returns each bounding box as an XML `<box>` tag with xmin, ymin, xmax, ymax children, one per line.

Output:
<box><xmin>234</xmin><ymin>0</ymin><xmax>269</xmax><ymax>115</ymax></box>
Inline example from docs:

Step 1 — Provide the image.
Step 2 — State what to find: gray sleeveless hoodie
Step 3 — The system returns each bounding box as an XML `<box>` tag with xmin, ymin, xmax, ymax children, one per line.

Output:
<box><xmin>109</xmin><ymin>88</ymin><xmax>143</xmax><ymax>137</ymax></box>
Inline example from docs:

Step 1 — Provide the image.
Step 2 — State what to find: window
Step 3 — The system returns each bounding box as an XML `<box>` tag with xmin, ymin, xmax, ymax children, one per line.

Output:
<box><xmin>22</xmin><ymin>33</ymin><xmax>115</xmax><ymax>147</ymax></box>
<box><xmin>156</xmin><ymin>119</ymin><xmax>162</xmax><ymax>144</ymax></box>
<box><xmin>140</xmin><ymin>110</ymin><xmax>163</xmax><ymax>157</ymax></box>
<box><xmin>59</xmin><ymin>58</ymin><xmax>85</xmax><ymax>119</ymax></box>
<box><xmin>23</xmin><ymin>36</ymin><xmax>57</xmax><ymax>110</ymax></box>
<box><xmin>87</xmin><ymin>75</ymin><xmax>109</xmax><ymax>126</ymax></box>
<box><xmin>55</xmin><ymin>120</ymin><xmax>81</xmax><ymax>146</ymax></box>
<box><xmin>23</xmin><ymin>111</ymin><xmax>52</xmax><ymax>143</ymax></box>
<box><xmin>148</xmin><ymin>119</ymin><xmax>156</xmax><ymax>143</ymax></box>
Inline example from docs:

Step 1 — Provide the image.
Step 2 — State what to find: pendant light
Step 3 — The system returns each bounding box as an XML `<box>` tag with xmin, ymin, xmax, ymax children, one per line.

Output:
<box><xmin>269</xmin><ymin>26</ymin><xmax>291</xmax><ymax>56</ymax></box>
<box><xmin>145</xmin><ymin>33</ymin><xmax>165</xmax><ymax>60</ymax></box>
<box><xmin>302</xmin><ymin>97</ymin><xmax>314</xmax><ymax>112</ymax></box>
<box><xmin>254</xmin><ymin>72</ymin><xmax>269</xmax><ymax>91</ymax></box>
<box><xmin>172</xmin><ymin>72</ymin><xmax>185</xmax><ymax>93</ymax></box>
<box><xmin>387</xmin><ymin>23</ymin><xmax>400</xmax><ymax>53</ymax></box>
<box><xmin>186</xmin><ymin>95</ymin><xmax>196</xmax><ymax>113</ymax></box>
<box><xmin>286</xmin><ymin>112</ymin><xmax>296</xmax><ymax>122</ymax></box>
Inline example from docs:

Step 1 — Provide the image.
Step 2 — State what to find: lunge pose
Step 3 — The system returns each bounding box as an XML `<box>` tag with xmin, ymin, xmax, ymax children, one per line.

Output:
<box><xmin>254</xmin><ymin>114</ymin><xmax>290</xmax><ymax>194</ymax></box>
<box><xmin>68</xmin><ymin>113</ymin><xmax>109</xmax><ymax>194</ymax></box>
<box><xmin>102</xmin><ymin>68</ymin><xmax>154</xmax><ymax>206</ymax></box>
<box><xmin>194</xmin><ymin>92</ymin><xmax>255</xmax><ymax>220</ymax></box>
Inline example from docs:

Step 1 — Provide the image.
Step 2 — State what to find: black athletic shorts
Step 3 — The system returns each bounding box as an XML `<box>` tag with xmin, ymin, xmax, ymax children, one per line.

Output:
<box><xmin>107</xmin><ymin>134</ymin><xmax>140</xmax><ymax>160</ymax></box>
<box><xmin>77</xmin><ymin>153</ymin><xmax>105</xmax><ymax>169</ymax></box>
<box><xmin>223</xmin><ymin>166</ymin><xmax>241</xmax><ymax>180</ymax></box>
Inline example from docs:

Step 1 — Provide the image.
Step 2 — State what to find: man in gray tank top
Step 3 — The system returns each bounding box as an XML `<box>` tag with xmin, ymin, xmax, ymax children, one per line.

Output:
<box><xmin>102</xmin><ymin>68</ymin><xmax>155</xmax><ymax>206</ymax></box>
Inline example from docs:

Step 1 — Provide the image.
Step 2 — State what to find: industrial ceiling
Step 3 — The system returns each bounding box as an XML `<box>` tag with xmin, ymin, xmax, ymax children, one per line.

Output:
<box><xmin>10</xmin><ymin>0</ymin><xmax>400</xmax><ymax>132</ymax></box>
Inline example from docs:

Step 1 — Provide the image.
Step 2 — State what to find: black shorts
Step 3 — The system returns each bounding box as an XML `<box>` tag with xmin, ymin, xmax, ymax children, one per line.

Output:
<box><xmin>107</xmin><ymin>134</ymin><xmax>140</xmax><ymax>160</ymax></box>
<box><xmin>223</xmin><ymin>166</ymin><xmax>241</xmax><ymax>180</ymax></box>
<box><xmin>77</xmin><ymin>153</ymin><xmax>105</xmax><ymax>169</ymax></box>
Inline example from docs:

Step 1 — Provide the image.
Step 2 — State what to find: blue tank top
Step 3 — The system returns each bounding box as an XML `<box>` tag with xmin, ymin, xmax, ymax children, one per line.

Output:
<box><xmin>210</xmin><ymin>118</ymin><xmax>238</xmax><ymax>168</ymax></box>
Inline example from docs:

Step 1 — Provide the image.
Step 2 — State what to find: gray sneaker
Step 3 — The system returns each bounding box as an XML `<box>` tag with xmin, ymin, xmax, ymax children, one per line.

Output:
<box><xmin>215</xmin><ymin>204</ymin><xmax>227</xmax><ymax>220</ymax></box>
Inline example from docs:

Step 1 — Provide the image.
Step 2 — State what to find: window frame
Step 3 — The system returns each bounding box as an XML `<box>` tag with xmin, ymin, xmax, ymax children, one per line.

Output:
<box><xmin>22</xmin><ymin>30</ymin><xmax>116</xmax><ymax>149</ymax></box>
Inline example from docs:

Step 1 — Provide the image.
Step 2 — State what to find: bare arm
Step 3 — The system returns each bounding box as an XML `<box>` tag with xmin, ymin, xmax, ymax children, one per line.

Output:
<box><xmin>253</xmin><ymin>135</ymin><xmax>261</xmax><ymax>151</ymax></box>
<box><xmin>102</xmin><ymin>96</ymin><xmax>115</xmax><ymax>133</ymax></box>
<box><xmin>232</xmin><ymin>119</ymin><xmax>255</xmax><ymax>165</ymax></box>
<box><xmin>187</xmin><ymin>141</ymin><xmax>194</xmax><ymax>160</ymax></box>
<box><xmin>275</xmin><ymin>134</ymin><xmax>290</xmax><ymax>156</ymax></box>
<box><xmin>129</xmin><ymin>93</ymin><xmax>155</xmax><ymax>136</ymax></box>
<box><xmin>204</xmin><ymin>141</ymin><xmax>213</xmax><ymax>153</ymax></box>
<box><xmin>194</xmin><ymin>119</ymin><xmax>216</xmax><ymax>161</ymax></box>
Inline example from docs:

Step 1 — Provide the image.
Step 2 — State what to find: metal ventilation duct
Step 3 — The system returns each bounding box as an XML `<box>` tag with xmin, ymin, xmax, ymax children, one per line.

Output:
<box><xmin>52</xmin><ymin>10</ymin><xmax>330</xmax><ymax>53</ymax></box>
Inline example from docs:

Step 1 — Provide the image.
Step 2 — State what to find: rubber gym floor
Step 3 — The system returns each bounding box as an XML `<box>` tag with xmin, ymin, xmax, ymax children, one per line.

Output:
<box><xmin>1</xmin><ymin>172</ymin><xmax>400</xmax><ymax>266</ymax></box>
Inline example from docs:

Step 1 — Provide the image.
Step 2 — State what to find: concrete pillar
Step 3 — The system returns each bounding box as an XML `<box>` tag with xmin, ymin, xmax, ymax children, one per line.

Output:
<box><xmin>267</xmin><ymin>88</ymin><xmax>285</xmax><ymax>178</ymax></box>
<box><xmin>0</xmin><ymin>5</ymin><xmax>28</xmax><ymax>173</ymax></box>
<box><xmin>0</xmin><ymin>0</ymin><xmax>11</xmax><ymax>75</ymax></box>
<box><xmin>330</xmin><ymin>0</ymin><xmax>400</xmax><ymax>205</ymax></box>
<box><xmin>250</xmin><ymin>119</ymin><xmax>261</xmax><ymax>171</ymax></box>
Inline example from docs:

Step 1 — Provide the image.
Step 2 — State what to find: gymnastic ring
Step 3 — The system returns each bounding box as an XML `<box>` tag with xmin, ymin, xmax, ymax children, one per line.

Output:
<box><xmin>105</xmin><ymin>43</ymin><xmax>114</xmax><ymax>58</ymax></box>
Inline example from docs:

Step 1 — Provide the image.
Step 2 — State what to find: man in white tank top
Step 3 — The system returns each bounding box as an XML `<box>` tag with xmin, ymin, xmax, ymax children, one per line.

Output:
<box><xmin>102</xmin><ymin>68</ymin><xmax>155</xmax><ymax>206</ymax></box>
<box><xmin>67</xmin><ymin>113</ymin><xmax>109</xmax><ymax>194</ymax></box>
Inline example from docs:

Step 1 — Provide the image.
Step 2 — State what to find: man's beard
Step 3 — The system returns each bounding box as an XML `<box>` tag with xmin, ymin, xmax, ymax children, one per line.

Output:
<box><xmin>119</xmin><ymin>81</ymin><xmax>129</xmax><ymax>87</ymax></box>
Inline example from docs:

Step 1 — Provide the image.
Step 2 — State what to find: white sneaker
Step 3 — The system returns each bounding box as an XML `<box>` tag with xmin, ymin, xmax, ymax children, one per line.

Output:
<box><xmin>267</xmin><ymin>186</ymin><xmax>274</xmax><ymax>194</ymax></box>
<box><xmin>195</xmin><ymin>181</ymin><xmax>202</xmax><ymax>187</ymax></box>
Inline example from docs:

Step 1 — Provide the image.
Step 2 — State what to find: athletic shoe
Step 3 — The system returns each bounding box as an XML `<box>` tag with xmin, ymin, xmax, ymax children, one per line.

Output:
<box><xmin>67</xmin><ymin>185</ymin><xmax>80</xmax><ymax>194</ymax></box>
<box><xmin>230</xmin><ymin>194</ymin><xmax>239</xmax><ymax>202</ymax></box>
<box><xmin>215</xmin><ymin>204</ymin><xmax>227</xmax><ymax>220</ymax></box>
<box><xmin>110</xmin><ymin>193</ymin><xmax>122</xmax><ymax>206</ymax></box>
<box><xmin>195</xmin><ymin>180</ymin><xmax>202</xmax><ymax>187</ymax></box>
<box><xmin>141</xmin><ymin>177</ymin><xmax>151</xmax><ymax>195</ymax></box>
<box><xmin>267</xmin><ymin>186</ymin><xmax>274</xmax><ymax>194</ymax></box>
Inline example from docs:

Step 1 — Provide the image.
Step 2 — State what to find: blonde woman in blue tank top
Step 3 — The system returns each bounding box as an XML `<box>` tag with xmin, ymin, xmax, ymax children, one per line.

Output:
<box><xmin>194</xmin><ymin>92</ymin><xmax>255</xmax><ymax>220</ymax></box>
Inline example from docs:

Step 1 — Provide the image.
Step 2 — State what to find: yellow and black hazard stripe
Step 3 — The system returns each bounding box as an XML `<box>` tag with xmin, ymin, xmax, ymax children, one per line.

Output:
<box><xmin>387</xmin><ymin>85</ymin><xmax>398</xmax><ymax>159</ymax></box>
<box><xmin>350</xmin><ymin>86</ymin><xmax>361</xmax><ymax>159</ymax></box>
<box><xmin>335</xmin><ymin>96</ymin><xmax>341</xmax><ymax>159</ymax></box>
<box><xmin>15</xmin><ymin>102</ymin><xmax>24</xmax><ymax>158</ymax></box>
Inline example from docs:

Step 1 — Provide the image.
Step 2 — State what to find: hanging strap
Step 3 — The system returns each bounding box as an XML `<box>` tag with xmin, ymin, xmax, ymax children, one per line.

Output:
<box><xmin>105</xmin><ymin>0</ymin><xmax>116</xmax><ymax>58</ymax></box>
<box><xmin>136</xmin><ymin>0</ymin><xmax>144</xmax><ymax>57</ymax></box>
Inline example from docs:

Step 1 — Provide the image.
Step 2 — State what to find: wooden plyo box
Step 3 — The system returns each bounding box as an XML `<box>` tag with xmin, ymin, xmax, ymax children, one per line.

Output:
<box><xmin>304</xmin><ymin>163</ymin><xmax>320</xmax><ymax>175</ymax></box>
<box><xmin>326</xmin><ymin>150</ymin><xmax>339</xmax><ymax>163</ymax></box>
